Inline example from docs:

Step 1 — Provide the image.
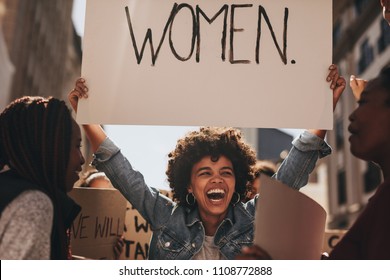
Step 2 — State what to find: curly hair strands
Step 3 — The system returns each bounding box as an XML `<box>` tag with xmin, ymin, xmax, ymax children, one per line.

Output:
<box><xmin>166</xmin><ymin>127</ymin><xmax>257</xmax><ymax>207</ymax></box>
<box><xmin>0</xmin><ymin>96</ymin><xmax>73</xmax><ymax>259</ymax></box>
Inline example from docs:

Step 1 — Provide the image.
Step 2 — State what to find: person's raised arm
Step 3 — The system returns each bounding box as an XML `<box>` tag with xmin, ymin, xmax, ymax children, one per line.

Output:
<box><xmin>273</xmin><ymin>65</ymin><xmax>346</xmax><ymax>189</ymax></box>
<box><xmin>308</xmin><ymin>64</ymin><xmax>346</xmax><ymax>139</ymax></box>
<box><xmin>68</xmin><ymin>78</ymin><xmax>107</xmax><ymax>152</ymax></box>
<box><xmin>349</xmin><ymin>75</ymin><xmax>367</xmax><ymax>101</ymax></box>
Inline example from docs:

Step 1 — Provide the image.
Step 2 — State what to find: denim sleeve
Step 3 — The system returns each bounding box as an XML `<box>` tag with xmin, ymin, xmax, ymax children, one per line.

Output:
<box><xmin>91</xmin><ymin>138</ymin><xmax>174</xmax><ymax>229</ymax></box>
<box><xmin>273</xmin><ymin>131</ymin><xmax>331</xmax><ymax>190</ymax></box>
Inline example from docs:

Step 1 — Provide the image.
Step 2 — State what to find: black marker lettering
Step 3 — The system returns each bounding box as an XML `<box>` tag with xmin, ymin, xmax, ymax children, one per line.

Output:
<box><xmin>256</xmin><ymin>6</ymin><xmax>289</xmax><ymax>64</ymax></box>
<box><xmin>125</xmin><ymin>3</ymin><xmax>290</xmax><ymax>66</ymax></box>
<box><xmin>196</xmin><ymin>5</ymin><xmax>229</xmax><ymax>62</ymax></box>
<box><xmin>71</xmin><ymin>213</ymin><xmax>89</xmax><ymax>239</ymax></box>
<box><xmin>230</xmin><ymin>4</ymin><xmax>252</xmax><ymax>64</ymax></box>
<box><xmin>134</xmin><ymin>216</ymin><xmax>150</xmax><ymax>233</ymax></box>
<box><xmin>125</xmin><ymin>4</ymin><xmax>179</xmax><ymax>65</ymax></box>
<box><xmin>169</xmin><ymin>4</ymin><xmax>197</xmax><ymax>61</ymax></box>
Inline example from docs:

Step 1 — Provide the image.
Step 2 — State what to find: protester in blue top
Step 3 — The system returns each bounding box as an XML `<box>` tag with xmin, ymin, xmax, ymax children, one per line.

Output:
<box><xmin>68</xmin><ymin>64</ymin><xmax>345</xmax><ymax>259</ymax></box>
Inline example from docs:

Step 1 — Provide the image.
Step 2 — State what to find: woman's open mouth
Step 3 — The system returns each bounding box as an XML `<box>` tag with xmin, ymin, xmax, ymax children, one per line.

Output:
<box><xmin>206</xmin><ymin>188</ymin><xmax>226</xmax><ymax>202</ymax></box>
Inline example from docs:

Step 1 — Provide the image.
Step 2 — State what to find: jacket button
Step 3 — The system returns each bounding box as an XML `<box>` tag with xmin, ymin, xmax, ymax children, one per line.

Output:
<box><xmin>191</xmin><ymin>243</ymin><xmax>196</xmax><ymax>248</ymax></box>
<box><xmin>164</xmin><ymin>242</ymin><xmax>170</xmax><ymax>247</ymax></box>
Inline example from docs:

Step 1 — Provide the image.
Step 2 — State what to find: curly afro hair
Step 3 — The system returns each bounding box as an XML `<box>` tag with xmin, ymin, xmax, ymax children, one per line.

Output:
<box><xmin>166</xmin><ymin>127</ymin><xmax>257</xmax><ymax>207</ymax></box>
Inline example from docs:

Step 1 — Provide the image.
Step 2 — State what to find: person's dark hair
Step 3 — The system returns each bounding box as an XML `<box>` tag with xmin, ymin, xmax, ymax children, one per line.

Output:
<box><xmin>253</xmin><ymin>160</ymin><xmax>277</xmax><ymax>178</ymax></box>
<box><xmin>0</xmin><ymin>96</ymin><xmax>73</xmax><ymax>259</ymax></box>
<box><xmin>166</xmin><ymin>127</ymin><xmax>257</xmax><ymax>207</ymax></box>
<box><xmin>378</xmin><ymin>66</ymin><xmax>390</xmax><ymax>105</ymax></box>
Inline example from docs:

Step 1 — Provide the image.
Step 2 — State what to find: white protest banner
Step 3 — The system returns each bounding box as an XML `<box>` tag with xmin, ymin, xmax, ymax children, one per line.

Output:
<box><xmin>254</xmin><ymin>175</ymin><xmax>327</xmax><ymax>259</ymax></box>
<box><xmin>79</xmin><ymin>0</ymin><xmax>332</xmax><ymax>129</ymax></box>
<box><xmin>69</xmin><ymin>187</ymin><xmax>127</xmax><ymax>260</ymax></box>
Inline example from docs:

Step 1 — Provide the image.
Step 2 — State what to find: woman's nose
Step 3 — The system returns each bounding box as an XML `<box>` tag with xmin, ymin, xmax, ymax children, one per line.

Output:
<box><xmin>211</xmin><ymin>175</ymin><xmax>223</xmax><ymax>183</ymax></box>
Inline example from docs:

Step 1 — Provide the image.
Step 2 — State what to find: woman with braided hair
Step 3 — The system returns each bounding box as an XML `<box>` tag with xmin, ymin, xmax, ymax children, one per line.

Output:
<box><xmin>0</xmin><ymin>96</ymin><xmax>85</xmax><ymax>259</ymax></box>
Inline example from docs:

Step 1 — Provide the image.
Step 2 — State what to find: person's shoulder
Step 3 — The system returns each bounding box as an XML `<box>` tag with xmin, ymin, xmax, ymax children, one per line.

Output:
<box><xmin>7</xmin><ymin>190</ymin><xmax>53</xmax><ymax>219</ymax></box>
<box><xmin>0</xmin><ymin>190</ymin><xmax>53</xmax><ymax>260</ymax></box>
<box><xmin>369</xmin><ymin>180</ymin><xmax>390</xmax><ymax>208</ymax></box>
<box><xmin>237</xmin><ymin>199</ymin><xmax>257</xmax><ymax>217</ymax></box>
<box><xmin>18</xmin><ymin>189</ymin><xmax>52</xmax><ymax>205</ymax></box>
<box><xmin>243</xmin><ymin>195</ymin><xmax>258</xmax><ymax>208</ymax></box>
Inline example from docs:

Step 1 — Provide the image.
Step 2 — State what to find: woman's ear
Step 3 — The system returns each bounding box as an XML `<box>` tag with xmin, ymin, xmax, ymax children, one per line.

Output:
<box><xmin>187</xmin><ymin>185</ymin><xmax>193</xmax><ymax>193</ymax></box>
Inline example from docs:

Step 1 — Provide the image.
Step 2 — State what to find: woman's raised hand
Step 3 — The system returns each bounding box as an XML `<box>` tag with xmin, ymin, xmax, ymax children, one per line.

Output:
<box><xmin>327</xmin><ymin>64</ymin><xmax>346</xmax><ymax>111</ymax></box>
<box><xmin>68</xmin><ymin>78</ymin><xmax>88</xmax><ymax>113</ymax></box>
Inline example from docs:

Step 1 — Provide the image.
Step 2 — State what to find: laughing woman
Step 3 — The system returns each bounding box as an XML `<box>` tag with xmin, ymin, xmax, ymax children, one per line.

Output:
<box><xmin>69</xmin><ymin>65</ymin><xmax>345</xmax><ymax>259</ymax></box>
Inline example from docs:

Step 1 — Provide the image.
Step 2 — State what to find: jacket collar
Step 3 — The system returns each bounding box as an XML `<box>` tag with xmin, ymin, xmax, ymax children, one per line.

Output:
<box><xmin>184</xmin><ymin>202</ymin><xmax>252</xmax><ymax>228</ymax></box>
<box><xmin>185</xmin><ymin>205</ymin><xmax>202</xmax><ymax>227</ymax></box>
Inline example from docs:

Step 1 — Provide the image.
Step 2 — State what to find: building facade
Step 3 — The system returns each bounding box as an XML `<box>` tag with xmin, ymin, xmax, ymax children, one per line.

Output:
<box><xmin>1</xmin><ymin>0</ymin><xmax>81</xmax><ymax>105</ymax></box>
<box><xmin>0</xmin><ymin>0</ymin><xmax>14</xmax><ymax>111</ymax></box>
<box><xmin>326</xmin><ymin>0</ymin><xmax>389</xmax><ymax>228</ymax></box>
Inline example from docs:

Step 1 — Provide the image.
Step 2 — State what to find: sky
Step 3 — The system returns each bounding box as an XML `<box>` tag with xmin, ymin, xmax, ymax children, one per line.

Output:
<box><xmin>72</xmin><ymin>0</ymin><xmax>86</xmax><ymax>37</ymax></box>
<box><xmin>71</xmin><ymin>0</ymin><xmax>302</xmax><ymax>190</ymax></box>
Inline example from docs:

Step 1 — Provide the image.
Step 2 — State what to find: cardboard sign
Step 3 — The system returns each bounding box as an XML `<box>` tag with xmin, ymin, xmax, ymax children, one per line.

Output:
<box><xmin>254</xmin><ymin>175</ymin><xmax>327</xmax><ymax>259</ymax></box>
<box><xmin>79</xmin><ymin>0</ymin><xmax>332</xmax><ymax>129</ymax></box>
<box><xmin>69</xmin><ymin>187</ymin><xmax>127</xmax><ymax>260</ymax></box>
<box><xmin>322</xmin><ymin>230</ymin><xmax>347</xmax><ymax>255</ymax></box>
<box><xmin>120</xmin><ymin>189</ymin><xmax>173</xmax><ymax>260</ymax></box>
<box><xmin>121</xmin><ymin>202</ymin><xmax>151</xmax><ymax>260</ymax></box>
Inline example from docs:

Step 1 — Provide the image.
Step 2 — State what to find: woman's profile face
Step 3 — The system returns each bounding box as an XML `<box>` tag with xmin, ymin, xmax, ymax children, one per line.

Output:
<box><xmin>348</xmin><ymin>79</ymin><xmax>390</xmax><ymax>164</ymax></box>
<box><xmin>188</xmin><ymin>155</ymin><xmax>236</xmax><ymax>223</ymax></box>
<box><xmin>65</xmin><ymin>119</ymin><xmax>85</xmax><ymax>192</ymax></box>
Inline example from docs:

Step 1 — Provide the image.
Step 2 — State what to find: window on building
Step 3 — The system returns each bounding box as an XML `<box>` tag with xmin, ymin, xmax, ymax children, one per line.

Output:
<box><xmin>337</xmin><ymin>170</ymin><xmax>347</xmax><ymax>205</ymax></box>
<box><xmin>364</xmin><ymin>162</ymin><xmax>382</xmax><ymax>193</ymax></box>
<box><xmin>355</xmin><ymin>0</ymin><xmax>370</xmax><ymax>15</ymax></box>
<box><xmin>378</xmin><ymin>19</ymin><xmax>390</xmax><ymax>54</ymax></box>
<box><xmin>333</xmin><ymin>21</ymin><xmax>342</xmax><ymax>48</ymax></box>
<box><xmin>358</xmin><ymin>39</ymin><xmax>374</xmax><ymax>74</ymax></box>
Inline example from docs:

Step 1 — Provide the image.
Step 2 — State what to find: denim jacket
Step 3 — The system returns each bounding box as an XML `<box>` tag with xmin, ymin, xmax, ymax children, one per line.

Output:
<box><xmin>92</xmin><ymin>131</ymin><xmax>331</xmax><ymax>260</ymax></box>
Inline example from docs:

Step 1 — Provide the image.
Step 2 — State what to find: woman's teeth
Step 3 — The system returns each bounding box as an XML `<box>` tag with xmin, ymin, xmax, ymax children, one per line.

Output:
<box><xmin>207</xmin><ymin>189</ymin><xmax>225</xmax><ymax>200</ymax></box>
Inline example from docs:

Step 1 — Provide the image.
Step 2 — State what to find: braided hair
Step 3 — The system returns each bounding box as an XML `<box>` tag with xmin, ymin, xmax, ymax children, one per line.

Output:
<box><xmin>0</xmin><ymin>96</ymin><xmax>73</xmax><ymax>259</ymax></box>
